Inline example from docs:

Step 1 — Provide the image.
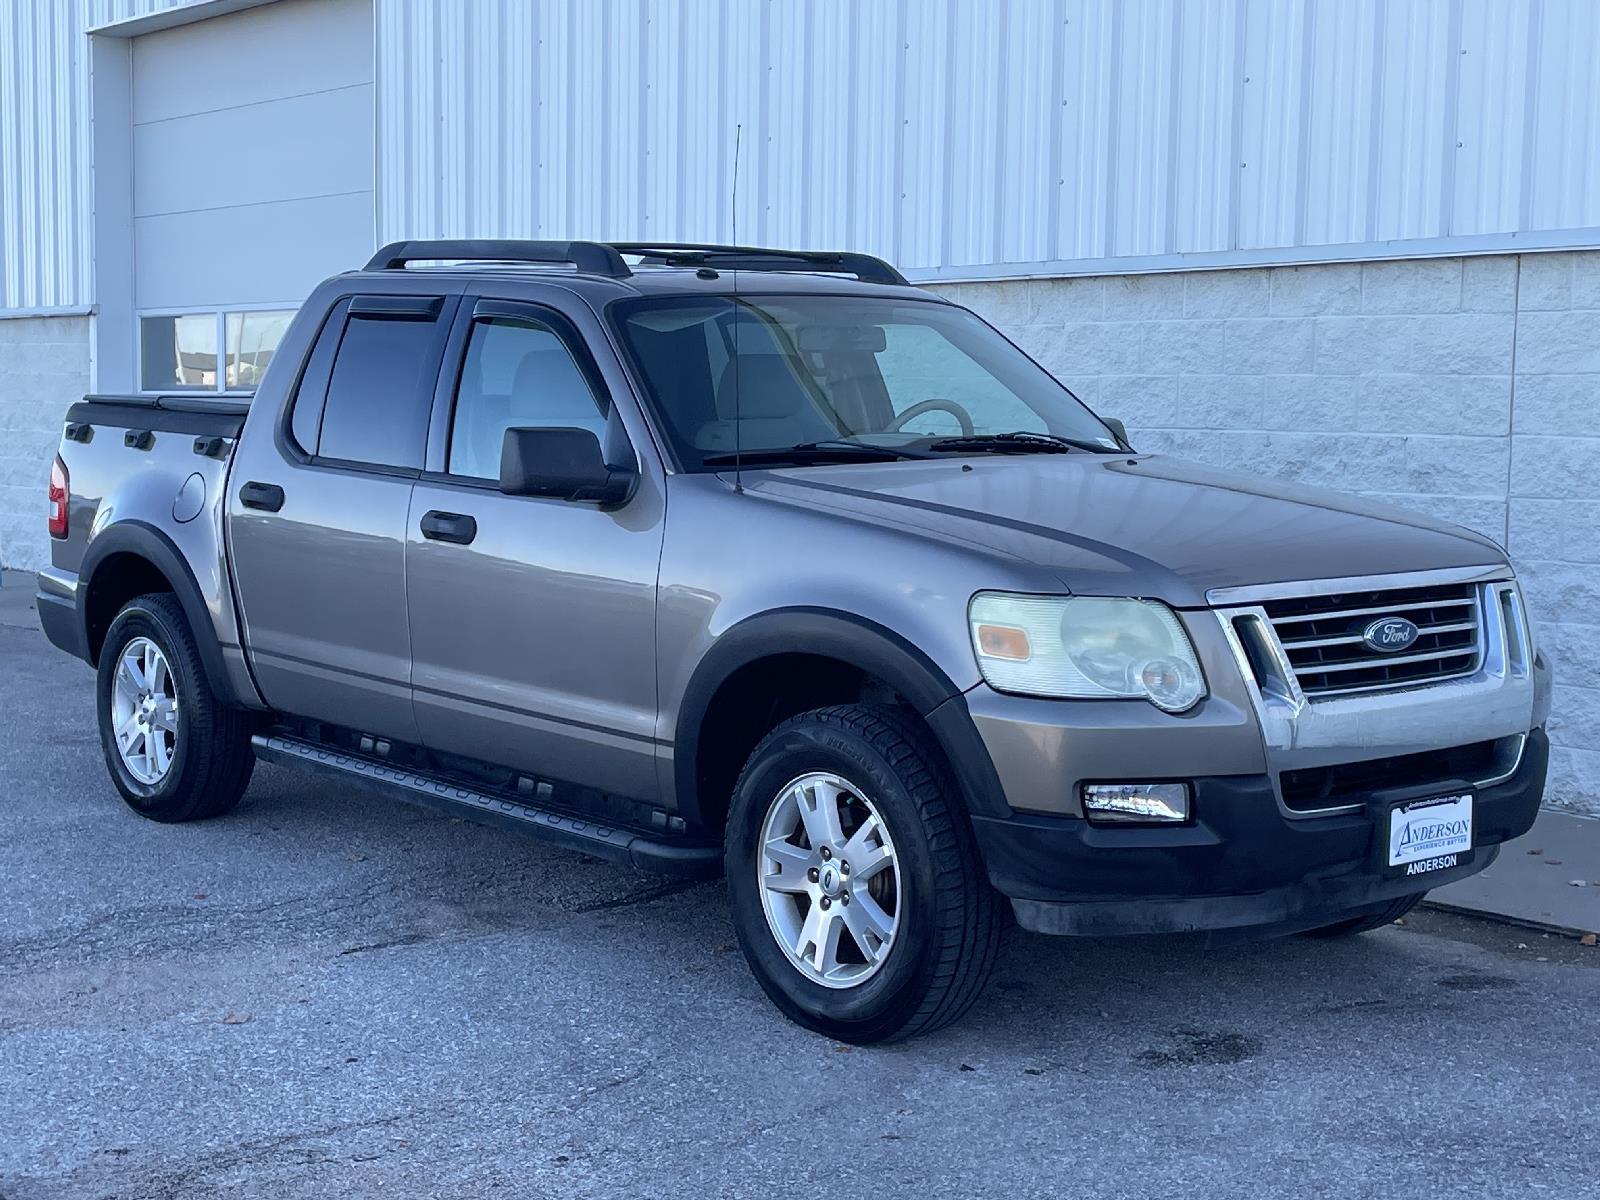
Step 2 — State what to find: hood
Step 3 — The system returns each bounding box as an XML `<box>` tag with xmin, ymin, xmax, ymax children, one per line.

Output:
<box><xmin>744</xmin><ymin>453</ymin><xmax>1507</xmax><ymax>606</ymax></box>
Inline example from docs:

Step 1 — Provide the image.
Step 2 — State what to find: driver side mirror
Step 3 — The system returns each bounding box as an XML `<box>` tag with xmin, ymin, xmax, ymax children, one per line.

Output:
<box><xmin>499</xmin><ymin>427</ymin><xmax>637</xmax><ymax>507</ymax></box>
<box><xmin>1102</xmin><ymin>417</ymin><xmax>1131</xmax><ymax>448</ymax></box>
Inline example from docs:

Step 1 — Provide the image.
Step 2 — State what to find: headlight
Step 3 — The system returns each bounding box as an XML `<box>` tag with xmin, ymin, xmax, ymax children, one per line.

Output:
<box><xmin>968</xmin><ymin>593</ymin><xmax>1206</xmax><ymax>712</ymax></box>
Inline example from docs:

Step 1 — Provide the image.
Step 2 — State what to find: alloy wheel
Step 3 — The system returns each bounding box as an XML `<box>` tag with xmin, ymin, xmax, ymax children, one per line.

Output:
<box><xmin>111</xmin><ymin>637</ymin><xmax>180</xmax><ymax>786</ymax></box>
<box><xmin>757</xmin><ymin>771</ymin><xmax>901</xmax><ymax>988</ymax></box>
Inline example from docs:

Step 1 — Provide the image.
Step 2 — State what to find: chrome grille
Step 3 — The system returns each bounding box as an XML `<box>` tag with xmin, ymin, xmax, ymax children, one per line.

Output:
<box><xmin>1260</xmin><ymin>582</ymin><xmax>1482</xmax><ymax>697</ymax></box>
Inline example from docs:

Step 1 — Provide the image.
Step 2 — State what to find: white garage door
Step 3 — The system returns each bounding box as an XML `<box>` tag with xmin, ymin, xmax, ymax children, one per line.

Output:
<box><xmin>133</xmin><ymin>0</ymin><xmax>373</xmax><ymax>392</ymax></box>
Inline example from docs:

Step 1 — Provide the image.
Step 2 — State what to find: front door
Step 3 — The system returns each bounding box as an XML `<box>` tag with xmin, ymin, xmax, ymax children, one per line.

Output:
<box><xmin>404</xmin><ymin>293</ymin><xmax>665</xmax><ymax>802</ymax></box>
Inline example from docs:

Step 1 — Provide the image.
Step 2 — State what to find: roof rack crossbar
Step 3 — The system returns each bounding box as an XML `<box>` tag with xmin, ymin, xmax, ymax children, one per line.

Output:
<box><xmin>365</xmin><ymin>239</ymin><xmax>632</xmax><ymax>279</ymax></box>
<box><xmin>607</xmin><ymin>242</ymin><xmax>908</xmax><ymax>286</ymax></box>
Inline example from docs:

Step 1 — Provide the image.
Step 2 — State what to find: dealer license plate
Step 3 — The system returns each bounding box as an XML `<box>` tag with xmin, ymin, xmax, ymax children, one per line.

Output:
<box><xmin>1386</xmin><ymin>793</ymin><xmax>1473</xmax><ymax>877</ymax></box>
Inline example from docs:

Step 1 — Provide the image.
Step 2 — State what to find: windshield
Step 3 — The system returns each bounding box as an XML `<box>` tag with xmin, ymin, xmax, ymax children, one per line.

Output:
<box><xmin>609</xmin><ymin>294</ymin><xmax>1122</xmax><ymax>471</ymax></box>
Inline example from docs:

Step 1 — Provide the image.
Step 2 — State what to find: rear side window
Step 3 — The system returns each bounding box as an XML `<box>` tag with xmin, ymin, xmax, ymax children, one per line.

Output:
<box><xmin>310</xmin><ymin>301</ymin><xmax>447</xmax><ymax>469</ymax></box>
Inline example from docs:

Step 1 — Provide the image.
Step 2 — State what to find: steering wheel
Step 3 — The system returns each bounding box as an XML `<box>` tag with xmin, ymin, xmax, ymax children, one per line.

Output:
<box><xmin>884</xmin><ymin>397</ymin><xmax>975</xmax><ymax>437</ymax></box>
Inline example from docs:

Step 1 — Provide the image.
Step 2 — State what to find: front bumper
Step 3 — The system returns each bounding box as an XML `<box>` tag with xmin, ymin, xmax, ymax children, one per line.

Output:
<box><xmin>971</xmin><ymin>727</ymin><xmax>1547</xmax><ymax>937</ymax></box>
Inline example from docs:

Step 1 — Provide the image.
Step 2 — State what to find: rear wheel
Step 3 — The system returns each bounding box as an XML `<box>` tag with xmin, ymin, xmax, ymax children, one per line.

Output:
<box><xmin>96</xmin><ymin>593</ymin><xmax>255</xmax><ymax>822</ymax></box>
<box><xmin>725</xmin><ymin>704</ymin><xmax>1000</xmax><ymax>1043</ymax></box>
<box><xmin>1300</xmin><ymin>892</ymin><xmax>1426</xmax><ymax>938</ymax></box>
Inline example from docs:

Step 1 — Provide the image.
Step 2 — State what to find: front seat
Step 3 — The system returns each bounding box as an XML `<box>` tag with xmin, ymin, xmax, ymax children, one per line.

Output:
<box><xmin>694</xmin><ymin>354</ymin><xmax>838</xmax><ymax>452</ymax></box>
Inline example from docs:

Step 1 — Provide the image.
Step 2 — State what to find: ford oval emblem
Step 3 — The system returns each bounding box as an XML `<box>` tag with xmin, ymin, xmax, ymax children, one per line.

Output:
<box><xmin>1362</xmin><ymin>616</ymin><xmax>1420</xmax><ymax>653</ymax></box>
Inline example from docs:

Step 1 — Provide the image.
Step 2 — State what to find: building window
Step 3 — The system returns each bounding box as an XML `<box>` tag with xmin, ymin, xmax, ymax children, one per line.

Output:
<box><xmin>139</xmin><ymin>308</ymin><xmax>296</xmax><ymax>394</ymax></box>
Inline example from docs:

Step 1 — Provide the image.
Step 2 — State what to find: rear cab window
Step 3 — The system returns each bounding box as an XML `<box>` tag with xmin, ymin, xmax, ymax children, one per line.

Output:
<box><xmin>287</xmin><ymin>294</ymin><xmax>453</xmax><ymax>471</ymax></box>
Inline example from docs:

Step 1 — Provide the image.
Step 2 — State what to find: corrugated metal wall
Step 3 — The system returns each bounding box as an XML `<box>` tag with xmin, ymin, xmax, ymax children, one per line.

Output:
<box><xmin>6</xmin><ymin>0</ymin><xmax>1600</xmax><ymax>313</ymax></box>
<box><xmin>375</xmin><ymin>0</ymin><xmax>1600</xmax><ymax>278</ymax></box>
<box><xmin>0</xmin><ymin>0</ymin><xmax>92</xmax><ymax>312</ymax></box>
<box><xmin>0</xmin><ymin>0</ymin><xmax>199</xmax><ymax>312</ymax></box>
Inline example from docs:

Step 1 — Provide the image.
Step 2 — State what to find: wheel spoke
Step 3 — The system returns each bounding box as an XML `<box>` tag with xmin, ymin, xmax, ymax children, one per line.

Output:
<box><xmin>841</xmin><ymin>895</ymin><xmax>892</xmax><ymax>962</ymax></box>
<box><xmin>795</xmin><ymin>901</ymin><xmax>827</xmax><ymax>964</ymax></box>
<box><xmin>152</xmin><ymin>698</ymin><xmax>179</xmax><ymax>733</ymax></box>
<box><xmin>809</xmin><ymin>908</ymin><xmax>845</xmax><ymax>976</ymax></box>
<box><xmin>846</xmin><ymin>890</ymin><xmax>895</xmax><ymax>948</ymax></box>
<box><xmin>797</xmin><ymin>778</ymin><xmax>846</xmax><ymax>849</ymax></box>
<box><xmin>762</xmin><ymin>837</ymin><xmax>815</xmax><ymax>894</ymax></box>
<box><xmin>150</xmin><ymin>652</ymin><xmax>171</xmax><ymax>698</ymax></box>
<box><xmin>842</xmin><ymin>817</ymin><xmax>894</xmax><ymax>881</ymax></box>
<box><xmin>115</xmin><ymin>710</ymin><xmax>141</xmax><ymax>746</ymax></box>
<box><xmin>121</xmin><ymin>650</ymin><xmax>148</xmax><ymax>692</ymax></box>
<box><xmin>150</xmin><ymin>731</ymin><xmax>171</xmax><ymax>775</ymax></box>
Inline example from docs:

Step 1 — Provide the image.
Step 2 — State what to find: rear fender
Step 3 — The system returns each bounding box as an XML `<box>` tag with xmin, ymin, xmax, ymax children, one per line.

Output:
<box><xmin>79</xmin><ymin>521</ymin><xmax>243</xmax><ymax>706</ymax></box>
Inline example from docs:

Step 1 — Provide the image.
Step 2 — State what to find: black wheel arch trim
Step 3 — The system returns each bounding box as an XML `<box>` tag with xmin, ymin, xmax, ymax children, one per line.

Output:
<box><xmin>674</xmin><ymin>607</ymin><xmax>1011</xmax><ymax>825</ymax></box>
<box><xmin>78</xmin><ymin>521</ymin><xmax>239</xmax><ymax>706</ymax></box>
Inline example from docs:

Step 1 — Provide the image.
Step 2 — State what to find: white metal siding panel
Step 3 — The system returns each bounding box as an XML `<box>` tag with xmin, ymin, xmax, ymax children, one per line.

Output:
<box><xmin>0</xmin><ymin>0</ymin><xmax>90</xmax><ymax>311</ymax></box>
<box><xmin>9</xmin><ymin>0</ymin><xmax>1600</xmax><ymax>315</ymax></box>
<box><xmin>1453</xmin><ymin>0</ymin><xmax>1531</xmax><ymax>237</ymax></box>
<box><xmin>1300</xmin><ymin>0</ymin><xmax>1379</xmax><ymax>247</ymax></box>
<box><xmin>131</xmin><ymin>86</ymin><xmax>373</xmax><ymax>219</ymax></box>
<box><xmin>1170</xmin><ymin>0</ymin><xmax>1239</xmax><ymax>255</ymax></box>
<box><xmin>369</xmin><ymin>0</ymin><xmax>1600</xmax><ymax>278</ymax></box>
<box><xmin>1370</xmin><ymin>0</ymin><xmax>1454</xmax><ymax>245</ymax></box>
<box><xmin>129</xmin><ymin>0</ymin><xmax>373</xmax><ymax>309</ymax></box>
<box><xmin>1525</xmin><ymin>0</ymin><xmax>1600</xmax><ymax>232</ymax></box>
<box><xmin>129</xmin><ymin>0</ymin><xmax>370</xmax><ymax>122</ymax></box>
<box><xmin>1108</xmin><ymin>0</ymin><xmax>1176</xmax><ymax>258</ymax></box>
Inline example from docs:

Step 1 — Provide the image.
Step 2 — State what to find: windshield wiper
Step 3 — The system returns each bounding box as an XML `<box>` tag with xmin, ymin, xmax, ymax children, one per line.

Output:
<box><xmin>928</xmin><ymin>431</ymin><xmax>1114</xmax><ymax>455</ymax></box>
<box><xmin>701</xmin><ymin>441</ymin><xmax>926</xmax><ymax>467</ymax></box>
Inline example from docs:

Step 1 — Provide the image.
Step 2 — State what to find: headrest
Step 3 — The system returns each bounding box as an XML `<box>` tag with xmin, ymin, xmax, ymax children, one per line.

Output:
<box><xmin>714</xmin><ymin>355</ymin><xmax>822</xmax><ymax>420</ymax></box>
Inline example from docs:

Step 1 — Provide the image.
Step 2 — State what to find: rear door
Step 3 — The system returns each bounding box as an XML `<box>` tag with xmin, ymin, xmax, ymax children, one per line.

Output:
<box><xmin>228</xmin><ymin>291</ymin><xmax>458</xmax><ymax>742</ymax></box>
<box><xmin>403</xmin><ymin>288</ymin><xmax>666</xmax><ymax>801</ymax></box>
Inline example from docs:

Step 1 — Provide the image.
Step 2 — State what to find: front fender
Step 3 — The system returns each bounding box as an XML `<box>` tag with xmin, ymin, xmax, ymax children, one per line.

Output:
<box><xmin>673</xmin><ymin>607</ymin><xmax>1010</xmax><ymax>822</ymax></box>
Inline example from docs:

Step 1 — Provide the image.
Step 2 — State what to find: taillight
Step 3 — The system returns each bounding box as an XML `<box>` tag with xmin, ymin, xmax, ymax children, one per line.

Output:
<box><xmin>48</xmin><ymin>455</ymin><xmax>69</xmax><ymax>539</ymax></box>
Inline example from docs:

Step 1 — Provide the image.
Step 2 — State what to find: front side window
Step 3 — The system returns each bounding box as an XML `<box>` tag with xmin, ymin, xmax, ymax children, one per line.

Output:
<box><xmin>447</xmin><ymin>316</ymin><xmax>608</xmax><ymax>479</ymax></box>
<box><xmin>610</xmin><ymin>294</ymin><xmax>1119</xmax><ymax>471</ymax></box>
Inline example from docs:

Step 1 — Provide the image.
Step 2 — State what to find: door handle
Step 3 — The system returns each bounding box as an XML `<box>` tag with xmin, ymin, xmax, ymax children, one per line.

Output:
<box><xmin>239</xmin><ymin>481</ymin><xmax>285</xmax><ymax>512</ymax></box>
<box><xmin>420</xmin><ymin>510</ymin><xmax>477</xmax><ymax>545</ymax></box>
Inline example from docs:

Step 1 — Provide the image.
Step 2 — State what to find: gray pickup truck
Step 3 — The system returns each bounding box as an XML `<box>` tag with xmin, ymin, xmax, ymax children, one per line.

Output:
<box><xmin>38</xmin><ymin>240</ymin><xmax>1550</xmax><ymax>1042</ymax></box>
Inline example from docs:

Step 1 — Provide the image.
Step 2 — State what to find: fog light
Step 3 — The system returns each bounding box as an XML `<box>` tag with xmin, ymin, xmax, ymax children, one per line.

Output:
<box><xmin>1082</xmin><ymin>782</ymin><xmax>1190</xmax><ymax>824</ymax></box>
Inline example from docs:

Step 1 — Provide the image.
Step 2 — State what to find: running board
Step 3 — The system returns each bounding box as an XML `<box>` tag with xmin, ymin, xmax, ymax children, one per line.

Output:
<box><xmin>250</xmin><ymin>734</ymin><xmax>721</xmax><ymax>878</ymax></box>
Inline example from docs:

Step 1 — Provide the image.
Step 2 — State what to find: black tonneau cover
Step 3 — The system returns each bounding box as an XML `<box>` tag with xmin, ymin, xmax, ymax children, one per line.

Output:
<box><xmin>67</xmin><ymin>393</ymin><xmax>251</xmax><ymax>438</ymax></box>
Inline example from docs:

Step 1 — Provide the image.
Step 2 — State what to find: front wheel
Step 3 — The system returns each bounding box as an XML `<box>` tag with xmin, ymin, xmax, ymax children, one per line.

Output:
<box><xmin>96</xmin><ymin>592</ymin><xmax>255</xmax><ymax>822</ymax></box>
<box><xmin>725</xmin><ymin>705</ymin><xmax>1000</xmax><ymax>1043</ymax></box>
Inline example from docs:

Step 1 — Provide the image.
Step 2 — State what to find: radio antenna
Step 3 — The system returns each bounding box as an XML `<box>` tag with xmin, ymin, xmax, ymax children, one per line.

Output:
<box><xmin>731</xmin><ymin>122</ymin><xmax>744</xmax><ymax>493</ymax></box>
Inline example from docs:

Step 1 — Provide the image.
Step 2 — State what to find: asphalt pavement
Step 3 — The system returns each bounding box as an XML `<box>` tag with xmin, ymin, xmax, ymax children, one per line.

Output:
<box><xmin>2</xmin><ymin>595</ymin><xmax>1598</xmax><ymax>1199</ymax></box>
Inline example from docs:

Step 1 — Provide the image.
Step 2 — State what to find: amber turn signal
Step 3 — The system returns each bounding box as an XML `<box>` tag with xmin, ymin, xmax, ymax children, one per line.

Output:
<box><xmin>974</xmin><ymin>623</ymin><xmax>1031</xmax><ymax>661</ymax></box>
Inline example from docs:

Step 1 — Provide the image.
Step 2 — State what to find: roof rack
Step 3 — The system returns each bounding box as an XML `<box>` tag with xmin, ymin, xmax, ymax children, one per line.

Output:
<box><xmin>365</xmin><ymin>239</ymin><xmax>633</xmax><ymax>279</ymax></box>
<box><xmin>609</xmin><ymin>242</ymin><xmax>909</xmax><ymax>286</ymax></box>
<box><xmin>363</xmin><ymin>238</ymin><xmax>910</xmax><ymax>287</ymax></box>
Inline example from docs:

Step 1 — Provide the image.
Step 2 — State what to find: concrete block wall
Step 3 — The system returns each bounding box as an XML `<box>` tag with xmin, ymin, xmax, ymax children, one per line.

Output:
<box><xmin>0</xmin><ymin>317</ymin><xmax>91</xmax><ymax>574</ymax></box>
<box><xmin>932</xmin><ymin>252</ymin><xmax>1600</xmax><ymax>816</ymax></box>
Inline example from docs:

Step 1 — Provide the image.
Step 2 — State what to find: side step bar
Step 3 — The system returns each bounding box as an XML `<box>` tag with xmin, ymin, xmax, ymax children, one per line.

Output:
<box><xmin>250</xmin><ymin>734</ymin><xmax>722</xmax><ymax>879</ymax></box>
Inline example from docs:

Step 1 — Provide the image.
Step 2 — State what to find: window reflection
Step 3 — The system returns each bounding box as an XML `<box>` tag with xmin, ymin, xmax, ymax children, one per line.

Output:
<box><xmin>226</xmin><ymin>310</ymin><xmax>294</xmax><ymax>389</ymax></box>
<box><xmin>139</xmin><ymin>314</ymin><xmax>218</xmax><ymax>390</ymax></box>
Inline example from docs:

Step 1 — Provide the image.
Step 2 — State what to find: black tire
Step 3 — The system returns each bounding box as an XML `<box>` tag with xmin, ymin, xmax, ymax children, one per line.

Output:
<box><xmin>96</xmin><ymin>592</ymin><xmax>255</xmax><ymax>823</ymax></box>
<box><xmin>1299</xmin><ymin>892</ymin><xmax>1426</xmax><ymax>938</ymax></box>
<box><xmin>724</xmin><ymin>704</ymin><xmax>1001</xmax><ymax>1043</ymax></box>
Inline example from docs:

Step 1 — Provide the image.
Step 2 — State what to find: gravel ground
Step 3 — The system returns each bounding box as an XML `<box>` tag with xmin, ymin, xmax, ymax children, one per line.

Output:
<box><xmin>1</xmin><ymin>614</ymin><xmax>1597</xmax><ymax>1200</ymax></box>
